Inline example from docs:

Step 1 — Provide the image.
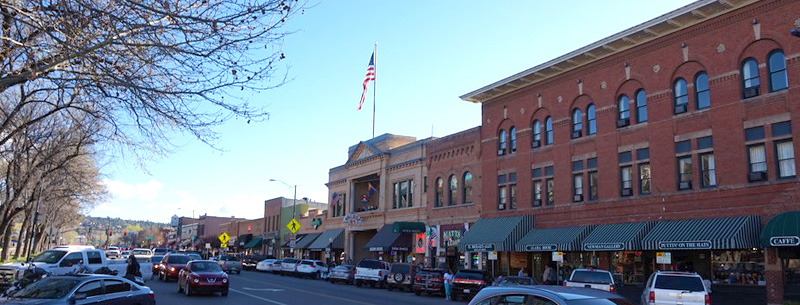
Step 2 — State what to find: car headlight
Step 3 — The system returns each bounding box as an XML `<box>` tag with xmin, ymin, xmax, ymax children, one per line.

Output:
<box><xmin>170</xmin><ymin>267</ymin><xmax>175</xmax><ymax>271</ymax></box>
<box><xmin>222</xmin><ymin>278</ymin><xmax>228</xmax><ymax>283</ymax></box>
<box><xmin>193</xmin><ymin>278</ymin><xmax>200</xmax><ymax>283</ymax></box>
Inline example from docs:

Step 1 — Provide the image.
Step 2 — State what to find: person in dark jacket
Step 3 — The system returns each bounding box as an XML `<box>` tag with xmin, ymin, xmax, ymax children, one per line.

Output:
<box><xmin>125</xmin><ymin>255</ymin><xmax>142</xmax><ymax>279</ymax></box>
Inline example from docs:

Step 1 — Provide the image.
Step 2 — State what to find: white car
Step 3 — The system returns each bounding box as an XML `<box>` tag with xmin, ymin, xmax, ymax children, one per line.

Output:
<box><xmin>641</xmin><ymin>271</ymin><xmax>710</xmax><ymax>305</ymax></box>
<box><xmin>256</xmin><ymin>259</ymin><xmax>276</xmax><ymax>272</ymax></box>
<box><xmin>130</xmin><ymin>248</ymin><xmax>153</xmax><ymax>261</ymax></box>
<box><xmin>280</xmin><ymin>258</ymin><xmax>300</xmax><ymax>276</ymax></box>
<box><xmin>296</xmin><ymin>259</ymin><xmax>328</xmax><ymax>279</ymax></box>
<box><xmin>563</xmin><ymin>268</ymin><xmax>618</xmax><ymax>292</ymax></box>
<box><xmin>105</xmin><ymin>246</ymin><xmax>121</xmax><ymax>258</ymax></box>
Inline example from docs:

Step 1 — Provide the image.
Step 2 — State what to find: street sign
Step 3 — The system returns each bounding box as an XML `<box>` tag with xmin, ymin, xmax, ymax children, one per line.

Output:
<box><xmin>656</xmin><ymin>252</ymin><xmax>672</xmax><ymax>264</ymax></box>
<box><xmin>552</xmin><ymin>251</ymin><xmax>564</xmax><ymax>262</ymax></box>
<box><xmin>220</xmin><ymin>242</ymin><xmax>227</xmax><ymax>248</ymax></box>
<box><xmin>287</xmin><ymin>218</ymin><xmax>301</xmax><ymax>234</ymax></box>
<box><xmin>219</xmin><ymin>232</ymin><xmax>230</xmax><ymax>244</ymax></box>
<box><xmin>488</xmin><ymin>251</ymin><xmax>498</xmax><ymax>260</ymax></box>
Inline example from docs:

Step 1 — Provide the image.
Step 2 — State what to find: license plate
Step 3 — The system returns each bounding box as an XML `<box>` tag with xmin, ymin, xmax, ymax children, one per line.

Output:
<box><xmin>463</xmin><ymin>289</ymin><xmax>470</xmax><ymax>294</ymax></box>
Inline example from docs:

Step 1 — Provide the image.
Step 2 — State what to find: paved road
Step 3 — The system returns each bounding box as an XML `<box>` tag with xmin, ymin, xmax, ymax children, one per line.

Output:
<box><xmin>146</xmin><ymin>270</ymin><xmax>464</xmax><ymax>305</ymax></box>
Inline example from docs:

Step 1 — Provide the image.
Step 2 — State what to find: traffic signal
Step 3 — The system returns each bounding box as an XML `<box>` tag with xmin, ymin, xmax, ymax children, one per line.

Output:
<box><xmin>108</xmin><ymin>230</ymin><xmax>113</xmax><ymax>236</ymax></box>
<box><xmin>123</xmin><ymin>231</ymin><xmax>127</xmax><ymax>236</ymax></box>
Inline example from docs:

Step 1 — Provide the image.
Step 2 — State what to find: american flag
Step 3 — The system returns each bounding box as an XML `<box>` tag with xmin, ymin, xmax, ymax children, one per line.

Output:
<box><xmin>358</xmin><ymin>52</ymin><xmax>376</xmax><ymax>110</ymax></box>
<box><xmin>331</xmin><ymin>192</ymin><xmax>340</xmax><ymax>207</ymax></box>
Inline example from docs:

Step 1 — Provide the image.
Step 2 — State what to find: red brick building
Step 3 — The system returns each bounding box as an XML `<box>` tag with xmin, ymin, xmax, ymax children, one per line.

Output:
<box><xmin>458</xmin><ymin>0</ymin><xmax>799</xmax><ymax>303</ymax></box>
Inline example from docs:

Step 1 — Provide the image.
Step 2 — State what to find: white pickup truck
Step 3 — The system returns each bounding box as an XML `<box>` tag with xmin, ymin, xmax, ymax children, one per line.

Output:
<box><xmin>0</xmin><ymin>246</ymin><xmax>153</xmax><ymax>287</ymax></box>
<box><xmin>354</xmin><ymin>259</ymin><xmax>390</xmax><ymax>288</ymax></box>
<box><xmin>563</xmin><ymin>268</ymin><xmax>619</xmax><ymax>292</ymax></box>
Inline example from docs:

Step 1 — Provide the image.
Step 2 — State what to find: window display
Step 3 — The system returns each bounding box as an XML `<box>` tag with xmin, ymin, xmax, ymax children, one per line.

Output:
<box><xmin>711</xmin><ymin>249</ymin><xmax>765</xmax><ymax>285</ymax></box>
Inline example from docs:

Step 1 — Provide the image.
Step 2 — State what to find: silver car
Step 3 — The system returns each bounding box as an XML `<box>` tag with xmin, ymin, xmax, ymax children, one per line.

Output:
<box><xmin>1</xmin><ymin>275</ymin><xmax>155</xmax><ymax>305</ymax></box>
<box><xmin>468</xmin><ymin>285</ymin><xmax>634</xmax><ymax>305</ymax></box>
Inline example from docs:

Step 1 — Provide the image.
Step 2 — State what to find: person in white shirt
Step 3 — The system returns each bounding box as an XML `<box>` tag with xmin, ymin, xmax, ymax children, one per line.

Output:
<box><xmin>443</xmin><ymin>269</ymin><xmax>454</xmax><ymax>301</ymax></box>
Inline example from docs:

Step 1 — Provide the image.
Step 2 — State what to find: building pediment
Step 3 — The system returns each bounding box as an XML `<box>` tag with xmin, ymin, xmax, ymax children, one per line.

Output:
<box><xmin>347</xmin><ymin>142</ymin><xmax>382</xmax><ymax>163</ymax></box>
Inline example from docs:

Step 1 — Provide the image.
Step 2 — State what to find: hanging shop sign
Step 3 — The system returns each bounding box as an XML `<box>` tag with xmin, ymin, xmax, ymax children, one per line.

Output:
<box><xmin>524</xmin><ymin>244</ymin><xmax>557</xmax><ymax>251</ymax></box>
<box><xmin>465</xmin><ymin>243</ymin><xmax>495</xmax><ymax>252</ymax></box>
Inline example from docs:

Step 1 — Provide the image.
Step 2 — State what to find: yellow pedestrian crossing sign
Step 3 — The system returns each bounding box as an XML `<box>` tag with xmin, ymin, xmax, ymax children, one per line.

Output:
<box><xmin>287</xmin><ymin>218</ymin><xmax>301</xmax><ymax>234</ymax></box>
<box><xmin>219</xmin><ymin>232</ymin><xmax>230</xmax><ymax>244</ymax></box>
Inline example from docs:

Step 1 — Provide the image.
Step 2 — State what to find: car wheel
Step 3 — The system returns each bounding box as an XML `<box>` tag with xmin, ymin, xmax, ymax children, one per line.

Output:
<box><xmin>159</xmin><ymin>272</ymin><xmax>164</xmax><ymax>281</ymax></box>
<box><xmin>414</xmin><ymin>290</ymin><xmax>421</xmax><ymax>295</ymax></box>
<box><xmin>387</xmin><ymin>284</ymin><xmax>393</xmax><ymax>291</ymax></box>
<box><xmin>184</xmin><ymin>283</ymin><xmax>192</xmax><ymax>296</ymax></box>
<box><xmin>398</xmin><ymin>285</ymin><xmax>404</xmax><ymax>292</ymax></box>
<box><xmin>221</xmin><ymin>289</ymin><xmax>228</xmax><ymax>297</ymax></box>
<box><xmin>355</xmin><ymin>280</ymin><xmax>362</xmax><ymax>287</ymax></box>
<box><xmin>315</xmin><ymin>271</ymin><xmax>320</xmax><ymax>279</ymax></box>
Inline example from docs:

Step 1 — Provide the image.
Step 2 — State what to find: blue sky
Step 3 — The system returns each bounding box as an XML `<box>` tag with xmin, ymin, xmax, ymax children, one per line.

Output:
<box><xmin>92</xmin><ymin>0</ymin><xmax>697</xmax><ymax>223</ymax></box>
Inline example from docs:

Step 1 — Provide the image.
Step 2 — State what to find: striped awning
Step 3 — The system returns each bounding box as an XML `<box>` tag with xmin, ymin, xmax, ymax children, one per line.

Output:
<box><xmin>641</xmin><ymin>216</ymin><xmax>761</xmax><ymax>250</ymax></box>
<box><xmin>582</xmin><ymin>222</ymin><xmax>654</xmax><ymax>251</ymax></box>
<box><xmin>364</xmin><ymin>225</ymin><xmax>411</xmax><ymax>252</ymax></box>
<box><xmin>515</xmin><ymin>226</ymin><xmax>594</xmax><ymax>252</ymax></box>
<box><xmin>294</xmin><ymin>233</ymin><xmax>322</xmax><ymax>249</ymax></box>
<box><xmin>761</xmin><ymin>211</ymin><xmax>800</xmax><ymax>247</ymax></box>
<box><xmin>458</xmin><ymin>215</ymin><xmax>534</xmax><ymax>252</ymax></box>
<box><xmin>308</xmin><ymin>228</ymin><xmax>345</xmax><ymax>251</ymax></box>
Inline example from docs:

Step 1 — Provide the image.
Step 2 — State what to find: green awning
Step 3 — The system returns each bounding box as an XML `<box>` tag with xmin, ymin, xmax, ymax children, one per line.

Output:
<box><xmin>244</xmin><ymin>237</ymin><xmax>263</xmax><ymax>248</ymax></box>
<box><xmin>393</xmin><ymin>222</ymin><xmax>426</xmax><ymax>233</ymax></box>
<box><xmin>364</xmin><ymin>225</ymin><xmax>411</xmax><ymax>252</ymax></box>
<box><xmin>761</xmin><ymin>211</ymin><xmax>800</xmax><ymax>247</ymax></box>
<box><xmin>642</xmin><ymin>216</ymin><xmax>760</xmax><ymax>250</ymax></box>
<box><xmin>295</xmin><ymin>233</ymin><xmax>322</xmax><ymax>249</ymax></box>
<box><xmin>516</xmin><ymin>226</ymin><xmax>594</xmax><ymax>252</ymax></box>
<box><xmin>582</xmin><ymin>222</ymin><xmax>655</xmax><ymax>251</ymax></box>
<box><xmin>458</xmin><ymin>215</ymin><xmax>534</xmax><ymax>252</ymax></box>
<box><xmin>308</xmin><ymin>228</ymin><xmax>345</xmax><ymax>251</ymax></box>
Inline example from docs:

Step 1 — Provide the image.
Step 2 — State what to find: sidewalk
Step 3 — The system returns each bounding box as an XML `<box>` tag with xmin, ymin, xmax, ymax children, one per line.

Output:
<box><xmin>617</xmin><ymin>284</ymin><xmax>766</xmax><ymax>305</ymax></box>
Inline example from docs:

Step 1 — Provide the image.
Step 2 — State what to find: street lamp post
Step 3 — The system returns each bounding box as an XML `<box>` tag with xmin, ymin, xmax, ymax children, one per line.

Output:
<box><xmin>269</xmin><ymin>179</ymin><xmax>297</xmax><ymax>220</ymax></box>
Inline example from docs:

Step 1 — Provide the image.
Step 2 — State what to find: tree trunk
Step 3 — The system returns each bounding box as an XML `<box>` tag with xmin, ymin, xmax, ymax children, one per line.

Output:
<box><xmin>1</xmin><ymin>221</ymin><xmax>14</xmax><ymax>262</ymax></box>
<box><xmin>14</xmin><ymin>210</ymin><xmax>31</xmax><ymax>259</ymax></box>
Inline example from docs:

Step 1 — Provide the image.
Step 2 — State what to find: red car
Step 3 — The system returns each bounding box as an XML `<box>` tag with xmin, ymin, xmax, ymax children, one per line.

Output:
<box><xmin>178</xmin><ymin>260</ymin><xmax>229</xmax><ymax>297</ymax></box>
<box><xmin>157</xmin><ymin>253</ymin><xmax>191</xmax><ymax>281</ymax></box>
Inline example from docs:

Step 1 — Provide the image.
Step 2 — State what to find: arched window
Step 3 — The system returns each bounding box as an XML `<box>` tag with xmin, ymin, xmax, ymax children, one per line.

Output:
<box><xmin>742</xmin><ymin>58</ymin><xmax>760</xmax><ymax>98</ymax></box>
<box><xmin>435</xmin><ymin>178</ymin><xmax>444</xmax><ymax>207</ymax></box>
<box><xmin>531</xmin><ymin>120</ymin><xmax>542</xmax><ymax>148</ymax></box>
<box><xmin>673</xmin><ymin>78</ymin><xmax>688</xmax><ymax>113</ymax></box>
<box><xmin>498</xmin><ymin>129</ymin><xmax>507</xmax><ymax>156</ymax></box>
<box><xmin>448</xmin><ymin>175</ymin><xmax>457</xmax><ymax>205</ymax></box>
<box><xmin>545</xmin><ymin>117</ymin><xmax>553</xmax><ymax>145</ymax></box>
<box><xmin>635</xmin><ymin>89</ymin><xmax>647</xmax><ymax>123</ymax></box>
<box><xmin>571</xmin><ymin>109</ymin><xmax>582</xmax><ymax>138</ymax></box>
<box><xmin>462</xmin><ymin>172</ymin><xmax>473</xmax><ymax>204</ymax></box>
<box><xmin>618</xmin><ymin>95</ymin><xmax>630</xmax><ymax>120</ymax></box>
<box><xmin>509</xmin><ymin>127</ymin><xmax>517</xmax><ymax>153</ymax></box>
<box><xmin>586</xmin><ymin>104</ymin><xmax>596</xmax><ymax>135</ymax></box>
<box><xmin>768</xmin><ymin>50</ymin><xmax>788</xmax><ymax>92</ymax></box>
<box><xmin>695</xmin><ymin>72</ymin><xmax>710</xmax><ymax>110</ymax></box>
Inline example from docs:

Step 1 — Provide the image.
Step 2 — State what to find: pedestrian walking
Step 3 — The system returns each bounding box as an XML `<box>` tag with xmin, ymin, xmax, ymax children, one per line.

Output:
<box><xmin>443</xmin><ymin>269</ymin><xmax>454</xmax><ymax>301</ymax></box>
<box><xmin>543</xmin><ymin>263</ymin><xmax>557</xmax><ymax>285</ymax></box>
<box><xmin>518</xmin><ymin>268</ymin><xmax>524</xmax><ymax>276</ymax></box>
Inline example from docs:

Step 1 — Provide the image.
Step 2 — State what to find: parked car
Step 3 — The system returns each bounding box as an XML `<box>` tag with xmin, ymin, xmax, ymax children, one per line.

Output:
<box><xmin>280</xmin><ymin>258</ymin><xmax>300</xmax><ymax>276</ymax></box>
<box><xmin>468</xmin><ymin>285</ymin><xmax>635</xmax><ymax>305</ymax></box>
<box><xmin>120</xmin><ymin>251</ymin><xmax>130</xmax><ymax>260</ymax></box>
<box><xmin>328</xmin><ymin>265</ymin><xmax>356</xmax><ymax>285</ymax></box>
<box><xmin>256</xmin><ymin>259</ymin><xmax>276</xmax><ymax>272</ymax></box>
<box><xmin>452</xmin><ymin>269</ymin><xmax>491</xmax><ymax>301</ymax></box>
<box><xmin>186</xmin><ymin>253</ymin><xmax>203</xmax><ymax>261</ymax></box>
<box><xmin>157</xmin><ymin>253</ymin><xmax>191</xmax><ymax>281</ymax></box>
<box><xmin>105</xmin><ymin>246</ymin><xmax>121</xmax><ymax>258</ymax></box>
<box><xmin>214</xmin><ymin>255</ymin><xmax>243</xmax><ymax>274</ymax></box>
<box><xmin>641</xmin><ymin>271</ymin><xmax>710</xmax><ymax>305</ymax></box>
<box><xmin>563</xmin><ymin>268</ymin><xmax>619</xmax><ymax>292</ymax></box>
<box><xmin>296</xmin><ymin>260</ymin><xmax>328</xmax><ymax>279</ymax></box>
<box><xmin>269</xmin><ymin>259</ymin><xmax>283</xmax><ymax>273</ymax></box>
<box><xmin>177</xmin><ymin>260</ymin><xmax>229</xmax><ymax>297</ymax></box>
<box><xmin>496</xmin><ymin>275</ymin><xmax>538</xmax><ymax>286</ymax></box>
<box><xmin>242</xmin><ymin>255</ymin><xmax>270</xmax><ymax>271</ymax></box>
<box><xmin>413</xmin><ymin>268</ymin><xmax>447</xmax><ymax>296</ymax></box>
<box><xmin>1</xmin><ymin>274</ymin><xmax>155</xmax><ymax>305</ymax></box>
<box><xmin>386</xmin><ymin>263</ymin><xmax>417</xmax><ymax>292</ymax></box>
<box><xmin>152</xmin><ymin>248</ymin><xmax>169</xmax><ymax>256</ymax></box>
<box><xmin>354</xmin><ymin>259</ymin><xmax>390</xmax><ymax>288</ymax></box>
<box><xmin>131</xmin><ymin>248</ymin><xmax>153</xmax><ymax>261</ymax></box>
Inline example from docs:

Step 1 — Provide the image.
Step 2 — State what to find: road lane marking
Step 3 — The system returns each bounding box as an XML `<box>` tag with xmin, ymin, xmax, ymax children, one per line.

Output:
<box><xmin>236</xmin><ymin>276</ymin><xmax>378</xmax><ymax>305</ymax></box>
<box><xmin>242</xmin><ymin>287</ymin><xmax>285</xmax><ymax>292</ymax></box>
<box><xmin>230</xmin><ymin>288</ymin><xmax>288</xmax><ymax>305</ymax></box>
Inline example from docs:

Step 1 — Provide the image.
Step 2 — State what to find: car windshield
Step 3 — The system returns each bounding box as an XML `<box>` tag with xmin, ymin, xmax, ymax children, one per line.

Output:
<box><xmin>456</xmin><ymin>271</ymin><xmax>485</xmax><ymax>280</ymax></box>
<box><xmin>12</xmin><ymin>278</ymin><xmax>80</xmax><ymax>299</ymax></box>
<box><xmin>168</xmin><ymin>256</ymin><xmax>190</xmax><ymax>264</ymax></box>
<box><xmin>571</xmin><ymin>271</ymin><xmax>612</xmax><ymax>284</ymax></box>
<box><xmin>654</xmin><ymin>275</ymin><xmax>705</xmax><ymax>292</ymax></box>
<box><xmin>32</xmin><ymin>250</ymin><xmax>68</xmax><ymax>264</ymax></box>
<box><xmin>132</xmin><ymin>250</ymin><xmax>150</xmax><ymax>255</ymax></box>
<box><xmin>192</xmin><ymin>262</ymin><xmax>222</xmax><ymax>272</ymax></box>
<box><xmin>150</xmin><ymin>255</ymin><xmax>163</xmax><ymax>263</ymax></box>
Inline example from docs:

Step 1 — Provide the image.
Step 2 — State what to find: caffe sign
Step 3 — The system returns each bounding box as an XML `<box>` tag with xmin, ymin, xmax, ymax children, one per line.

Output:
<box><xmin>770</xmin><ymin>236</ymin><xmax>800</xmax><ymax>246</ymax></box>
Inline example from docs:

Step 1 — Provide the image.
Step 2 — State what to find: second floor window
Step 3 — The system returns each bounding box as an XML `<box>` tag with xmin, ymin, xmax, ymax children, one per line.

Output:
<box><xmin>392</xmin><ymin>180</ymin><xmax>413</xmax><ymax>209</ymax></box>
<box><xmin>742</xmin><ymin>58</ymin><xmax>760</xmax><ymax>98</ymax></box>
<box><xmin>510</xmin><ymin>127</ymin><xmax>517</xmax><ymax>153</ymax></box>
<box><xmin>635</xmin><ymin>90</ymin><xmax>647</xmax><ymax>123</ymax></box>
<box><xmin>498</xmin><ymin>129</ymin><xmax>507</xmax><ymax>155</ymax></box>
<box><xmin>462</xmin><ymin>172</ymin><xmax>473</xmax><ymax>204</ymax></box>
<box><xmin>674</xmin><ymin>78</ymin><xmax>689</xmax><ymax>114</ymax></box>
<box><xmin>618</xmin><ymin>95</ymin><xmax>630</xmax><ymax>121</ymax></box>
<box><xmin>448</xmin><ymin>175</ymin><xmax>457</xmax><ymax>206</ymax></box>
<box><xmin>572</xmin><ymin>109</ymin><xmax>583</xmax><ymax>138</ymax></box>
<box><xmin>695</xmin><ymin>72</ymin><xmax>710</xmax><ymax>110</ymax></box>
<box><xmin>532</xmin><ymin>120</ymin><xmax>542</xmax><ymax>148</ymax></box>
<box><xmin>776</xmin><ymin>140</ymin><xmax>796</xmax><ymax>178</ymax></box>
<box><xmin>768</xmin><ymin>50</ymin><xmax>788</xmax><ymax>92</ymax></box>
<box><xmin>435</xmin><ymin>178</ymin><xmax>444</xmax><ymax>207</ymax></box>
<box><xmin>497</xmin><ymin>173</ymin><xmax>517</xmax><ymax>210</ymax></box>
<box><xmin>587</xmin><ymin>104</ymin><xmax>597</xmax><ymax>135</ymax></box>
<box><xmin>545</xmin><ymin>117</ymin><xmax>553</xmax><ymax>145</ymax></box>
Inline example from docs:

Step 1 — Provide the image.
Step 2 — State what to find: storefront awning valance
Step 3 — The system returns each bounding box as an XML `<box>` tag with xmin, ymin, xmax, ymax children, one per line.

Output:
<box><xmin>244</xmin><ymin>237</ymin><xmax>263</xmax><ymax>248</ymax></box>
<box><xmin>364</xmin><ymin>225</ymin><xmax>411</xmax><ymax>252</ymax></box>
<box><xmin>582</xmin><ymin>222</ymin><xmax>655</xmax><ymax>251</ymax></box>
<box><xmin>761</xmin><ymin>211</ymin><xmax>800</xmax><ymax>247</ymax></box>
<box><xmin>308</xmin><ymin>228</ymin><xmax>345</xmax><ymax>251</ymax></box>
<box><xmin>393</xmin><ymin>222</ymin><xmax>426</xmax><ymax>233</ymax></box>
<box><xmin>458</xmin><ymin>215</ymin><xmax>534</xmax><ymax>252</ymax></box>
<box><xmin>295</xmin><ymin>233</ymin><xmax>322</xmax><ymax>249</ymax></box>
<box><xmin>642</xmin><ymin>216</ymin><xmax>760</xmax><ymax>250</ymax></box>
<box><xmin>515</xmin><ymin>226</ymin><xmax>594</xmax><ymax>252</ymax></box>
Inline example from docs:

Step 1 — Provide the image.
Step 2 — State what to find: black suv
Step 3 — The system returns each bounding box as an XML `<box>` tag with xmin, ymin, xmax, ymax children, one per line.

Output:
<box><xmin>413</xmin><ymin>268</ymin><xmax>447</xmax><ymax>296</ymax></box>
<box><xmin>451</xmin><ymin>269</ymin><xmax>490</xmax><ymax>301</ymax></box>
<box><xmin>386</xmin><ymin>263</ymin><xmax>418</xmax><ymax>292</ymax></box>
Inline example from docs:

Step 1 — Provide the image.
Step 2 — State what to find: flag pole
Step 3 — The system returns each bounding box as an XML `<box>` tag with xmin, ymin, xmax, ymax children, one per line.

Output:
<box><xmin>372</xmin><ymin>42</ymin><xmax>377</xmax><ymax>139</ymax></box>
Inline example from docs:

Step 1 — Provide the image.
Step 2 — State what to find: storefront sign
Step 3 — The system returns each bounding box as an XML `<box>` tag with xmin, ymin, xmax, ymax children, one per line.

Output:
<box><xmin>769</xmin><ymin>236</ymin><xmax>800</xmax><ymax>246</ymax></box>
<box><xmin>583</xmin><ymin>243</ymin><xmax>625</xmax><ymax>251</ymax></box>
<box><xmin>488</xmin><ymin>251</ymin><xmax>498</xmax><ymax>260</ymax></box>
<box><xmin>414</xmin><ymin>233</ymin><xmax>426</xmax><ymax>253</ymax></box>
<box><xmin>524</xmin><ymin>244</ymin><xmax>557</xmax><ymax>251</ymax></box>
<box><xmin>465</xmin><ymin>243</ymin><xmax>495</xmax><ymax>252</ymax></box>
<box><xmin>442</xmin><ymin>230</ymin><xmax>462</xmax><ymax>247</ymax></box>
<box><xmin>369</xmin><ymin>247</ymin><xmax>383</xmax><ymax>251</ymax></box>
<box><xmin>656</xmin><ymin>252</ymin><xmax>672</xmax><ymax>264</ymax></box>
<box><xmin>658</xmin><ymin>240</ymin><xmax>712</xmax><ymax>250</ymax></box>
<box><xmin>552</xmin><ymin>251</ymin><xmax>564</xmax><ymax>262</ymax></box>
<box><xmin>390</xmin><ymin>246</ymin><xmax>409</xmax><ymax>251</ymax></box>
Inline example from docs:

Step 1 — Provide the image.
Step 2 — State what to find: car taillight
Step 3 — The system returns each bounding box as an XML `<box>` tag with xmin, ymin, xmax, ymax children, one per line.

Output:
<box><xmin>648</xmin><ymin>291</ymin><xmax>655</xmax><ymax>304</ymax></box>
<box><xmin>148</xmin><ymin>292</ymin><xmax>155</xmax><ymax>300</ymax></box>
<box><xmin>561</xmin><ymin>281</ymin><xmax>567</xmax><ymax>286</ymax></box>
<box><xmin>415</xmin><ymin>276</ymin><xmax>421</xmax><ymax>281</ymax></box>
<box><xmin>378</xmin><ymin>271</ymin><xmax>383</xmax><ymax>277</ymax></box>
<box><xmin>609</xmin><ymin>285</ymin><xmax>615</xmax><ymax>292</ymax></box>
<box><xmin>705</xmin><ymin>294</ymin><xmax>711</xmax><ymax>305</ymax></box>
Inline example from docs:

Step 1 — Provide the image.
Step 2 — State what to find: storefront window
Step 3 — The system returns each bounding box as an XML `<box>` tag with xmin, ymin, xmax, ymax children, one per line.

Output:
<box><xmin>711</xmin><ymin>249</ymin><xmax>765</xmax><ymax>285</ymax></box>
<box><xmin>611</xmin><ymin>251</ymin><xmax>648</xmax><ymax>284</ymax></box>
